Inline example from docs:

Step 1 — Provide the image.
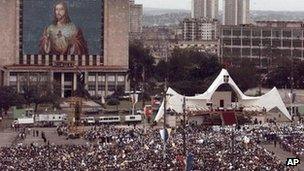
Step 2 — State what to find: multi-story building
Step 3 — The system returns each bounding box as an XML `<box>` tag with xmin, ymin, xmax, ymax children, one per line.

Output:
<box><xmin>142</xmin><ymin>26</ymin><xmax>177</xmax><ymax>63</ymax></box>
<box><xmin>224</xmin><ymin>0</ymin><xmax>250</xmax><ymax>25</ymax></box>
<box><xmin>182</xmin><ymin>18</ymin><xmax>218</xmax><ymax>41</ymax></box>
<box><xmin>191</xmin><ymin>0</ymin><xmax>219</xmax><ymax>20</ymax></box>
<box><xmin>0</xmin><ymin>0</ymin><xmax>130</xmax><ymax>98</ymax></box>
<box><xmin>173</xmin><ymin>40</ymin><xmax>219</xmax><ymax>56</ymax></box>
<box><xmin>219</xmin><ymin>21</ymin><xmax>304</xmax><ymax>66</ymax></box>
<box><xmin>129</xmin><ymin>0</ymin><xmax>143</xmax><ymax>40</ymax></box>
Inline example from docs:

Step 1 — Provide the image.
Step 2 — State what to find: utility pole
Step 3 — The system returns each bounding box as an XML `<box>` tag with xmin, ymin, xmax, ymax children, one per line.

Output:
<box><xmin>182</xmin><ymin>96</ymin><xmax>187</xmax><ymax>156</ymax></box>
<box><xmin>290</xmin><ymin>47</ymin><xmax>295</xmax><ymax>116</ymax></box>
<box><xmin>163</xmin><ymin>56</ymin><xmax>168</xmax><ymax>161</ymax></box>
<box><xmin>163</xmin><ymin>86</ymin><xmax>167</xmax><ymax>160</ymax></box>
<box><xmin>142</xmin><ymin>67</ymin><xmax>146</xmax><ymax>134</ymax></box>
<box><xmin>258</xmin><ymin>43</ymin><xmax>262</xmax><ymax>96</ymax></box>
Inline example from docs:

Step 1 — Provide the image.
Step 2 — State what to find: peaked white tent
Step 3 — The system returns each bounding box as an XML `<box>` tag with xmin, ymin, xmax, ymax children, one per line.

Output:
<box><xmin>155</xmin><ymin>69</ymin><xmax>292</xmax><ymax>122</ymax></box>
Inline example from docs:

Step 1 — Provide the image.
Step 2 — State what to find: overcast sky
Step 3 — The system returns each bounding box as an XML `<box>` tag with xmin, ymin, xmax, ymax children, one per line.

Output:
<box><xmin>135</xmin><ymin>0</ymin><xmax>304</xmax><ymax>11</ymax></box>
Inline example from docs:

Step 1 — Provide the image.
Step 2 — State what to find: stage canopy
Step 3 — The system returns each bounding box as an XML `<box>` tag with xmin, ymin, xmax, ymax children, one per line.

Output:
<box><xmin>155</xmin><ymin>69</ymin><xmax>292</xmax><ymax>122</ymax></box>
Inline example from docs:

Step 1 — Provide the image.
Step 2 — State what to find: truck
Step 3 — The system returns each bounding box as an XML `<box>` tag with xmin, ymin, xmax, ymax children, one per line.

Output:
<box><xmin>13</xmin><ymin>117</ymin><xmax>35</xmax><ymax>127</ymax></box>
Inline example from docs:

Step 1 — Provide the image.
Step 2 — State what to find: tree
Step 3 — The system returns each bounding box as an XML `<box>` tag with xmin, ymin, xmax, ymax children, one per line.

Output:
<box><xmin>154</xmin><ymin>48</ymin><xmax>221</xmax><ymax>95</ymax></box>
<box><xmin>74</xmin><ymin>73</ymin><xmax>91</xmax><ymax>99</ymax></box>
<box><xmin>21</xmin><ymin>78</ymin><xmax>61</xmax><ymax>112</ymax></box>
<box><xmin>0</xmin><ymin>86</ymin><xmax>24</xmax><ymax>116</ymax></box>
<box><xmin>227</xmin><ymin>58</ymin><xmax>259</xmax><ymax>92</ymax></box>
<box><xmin>129</xmin><ymin>41</ymin><xmax>155</xmax><ymax>90</ymax></box>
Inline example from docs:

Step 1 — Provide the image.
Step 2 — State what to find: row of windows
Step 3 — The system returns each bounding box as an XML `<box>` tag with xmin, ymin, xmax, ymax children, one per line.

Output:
<box><xmin>223</xmin><ymin>38</ymin><xmax>304</xmax><ymax>47</ymax></box>
<box><xmin>223</xmin><ymin>29</ymin><xmax>304</xmax><ymax>38</ymax></box>
<box><xmin>223</xmin><ymin>48</ymin><xmax>303</xmax><ymax>57</ymax></box>
<box><xmin>20</xmin><ymin>55</ymin><xmax>103</xmax><ymax>66</ymax></box>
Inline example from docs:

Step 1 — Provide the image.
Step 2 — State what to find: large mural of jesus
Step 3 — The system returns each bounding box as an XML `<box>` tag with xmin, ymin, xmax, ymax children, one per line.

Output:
<box><xmin>23</xmin><ymin>0</ymin><xmax>103</xmax><ymax>56</ymax></box>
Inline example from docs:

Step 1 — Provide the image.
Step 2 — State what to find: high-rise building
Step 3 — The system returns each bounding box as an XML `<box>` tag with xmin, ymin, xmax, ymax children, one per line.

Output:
<box><xmin>224</xmin><ymin>0</ymin><xmax>250</xmax><ymax>25</ymax></box>
<box><xmin>192</xmin><ymin>0</ymin><xmax>219</xmax><ymax>19</ymax></box>
<box><xmin>129</xmin><ymin>0</ymin><xmax>143</xmax><ymax>39</ymax></box>
<box><xmin>182</xmin><ymin>18</ymin><xmax>218</xmax><ymax>41</ymax></box>
<box><xmin>0</xmin><ymin>0</ymin><xmax>130</xmax><ymax>97</ymax></box>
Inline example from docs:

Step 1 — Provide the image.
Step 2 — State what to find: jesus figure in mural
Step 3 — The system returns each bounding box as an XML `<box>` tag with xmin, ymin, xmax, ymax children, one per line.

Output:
<box><xmin>39</xmin><ymin>1</ymin><xmax>88</xmax><ymax>55</ymax></box>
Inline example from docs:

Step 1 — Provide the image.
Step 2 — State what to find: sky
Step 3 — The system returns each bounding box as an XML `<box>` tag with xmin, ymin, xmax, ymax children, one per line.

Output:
<box><xmin>135</xmin><ymin>0</ymin><xmax>304</xmax><ymax>11</ymax></box>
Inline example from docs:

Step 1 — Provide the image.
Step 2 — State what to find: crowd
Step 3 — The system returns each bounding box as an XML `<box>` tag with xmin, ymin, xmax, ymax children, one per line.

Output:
<box><xmin>0</xmin><ymin>123</ymin><xmax>297</xmax><ymax>170</ymax></box>
<box><xmin>277</xmin><ymin>124</ymin><xmax>304</xmax><ymax>158</ymax></box>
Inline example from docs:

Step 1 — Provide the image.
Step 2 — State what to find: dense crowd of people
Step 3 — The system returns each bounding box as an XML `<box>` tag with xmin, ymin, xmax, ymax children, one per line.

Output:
<box><xmin>277</xmin><ymin>124</ymin><xmax>304</xmax><ymax>158</ymax></box>
<box><xmin>0</xmin><ymin>123</ymin><xmax>299</xmax><ymax>170</ymax></box>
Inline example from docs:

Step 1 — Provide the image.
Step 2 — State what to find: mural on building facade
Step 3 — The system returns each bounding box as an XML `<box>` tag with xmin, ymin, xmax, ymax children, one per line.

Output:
<box><xmin>23</xmin><ymin>0</ymin><xmax>103</xmax><ymax>55</ymax></box>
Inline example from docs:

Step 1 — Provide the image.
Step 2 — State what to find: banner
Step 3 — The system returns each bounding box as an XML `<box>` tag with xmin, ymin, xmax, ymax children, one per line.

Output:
<box><xmin>131</xmin><ymin>93</ymin><xmax>139</xmax><ymax>104</ymax></box>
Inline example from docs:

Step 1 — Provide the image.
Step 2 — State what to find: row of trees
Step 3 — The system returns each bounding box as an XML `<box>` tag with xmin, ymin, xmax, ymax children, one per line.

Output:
<box><xmin>129</xmin><ymin>43</ymin><xmax>259</xmax><ymax>96</ymax></box>
<box><xmin>129</xmin><ymin>42</ymin><xmax>304</xmax><ymax>97</ymax></box>
<box><xmin>0</xmin><ymin>80</ymin><xmax>61</xmax><ymax>116</ymax></box>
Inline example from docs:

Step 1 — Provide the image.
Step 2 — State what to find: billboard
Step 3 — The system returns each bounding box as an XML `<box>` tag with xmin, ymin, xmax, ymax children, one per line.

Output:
<box><xmin>22</xmin><ymin>0</ymin><xmax>103</xmax><ymax>55</ymax></box>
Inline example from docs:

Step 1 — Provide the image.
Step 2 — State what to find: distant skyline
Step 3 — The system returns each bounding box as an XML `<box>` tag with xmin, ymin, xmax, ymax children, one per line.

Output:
<box><xmin>136</xmin><ymin>0</ymin><xmax>304</xmax><ymax>11</ymax></box>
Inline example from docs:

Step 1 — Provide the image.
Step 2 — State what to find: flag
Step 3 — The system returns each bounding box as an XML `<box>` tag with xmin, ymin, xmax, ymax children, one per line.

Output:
<box><xmin>185</xmin><ymin>153</ymin><xmax>194</xmax><ymax>171</ymax></box>
<box><xmin>160</xmin><ymin>129</ymin><xmax>169</xmax><ymax>143</ymax></box>
<box><xmin>131</xmin><ymin>93</ymin><xmax>138</xmax><ymax>104</ymax></box>
<box><xmin>142</xmin><ymin>67</ymin><xmax>145</xmax><ymax>81</ymax></box>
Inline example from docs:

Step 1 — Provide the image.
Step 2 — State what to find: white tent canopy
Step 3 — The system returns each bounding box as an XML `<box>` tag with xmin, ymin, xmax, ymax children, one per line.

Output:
<box><xmin>155</xmin><ymin>69</ymin><xmax>292</xmax><ymax>122</ymax></box>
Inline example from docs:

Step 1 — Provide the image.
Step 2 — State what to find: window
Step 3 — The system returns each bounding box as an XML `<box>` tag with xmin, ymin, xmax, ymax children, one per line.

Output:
<box><xmin>242</xmin><ymin>39</ymin><xmax>251</xmax><ymax>46</ymax></box>
<box><xmin>242</xmin><ymin>29</ymin><xmax>251</xmax><ymax>36</ymax></box>
<box><xmin>223</xmin><ymin>29</ymin><xmax>231</xmax><ymax>36</ymax></box>
<box><xmin>262</xmin><ymin>30</ymin><xmax>271</xmax><ymax>37</ymax></box>
<box><xmin>233</xmin><ymin>29</ymin><xmax>241</xmax><ymax>36</ymax></box>
<box><xmin>283</xmin><ymin>40</ymin><xmax>291</xmax><ymax>47</ymax></box>
<box><xmin>272</xmin><ymin>30</ymin><xmax>281</xmax><ymax>38</ymax></box>
<box><xmin>283</xmin><ymin>30</ymin><xmax>292</xmax><ymax>37</ymax></box>
<box><xmin>252</xmin><ymin>29</ymin><xmax>261</xmax><ymax>37</ymax></box>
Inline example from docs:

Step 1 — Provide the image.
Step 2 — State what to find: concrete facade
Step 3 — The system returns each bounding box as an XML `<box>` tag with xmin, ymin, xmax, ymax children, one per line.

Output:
<box><xmin>182</xmin><ymin>18</ymin><xmax>218</xmax><ymax>41</ymax></box>
<box><xmin>104</xmin><ymin>0</ymin><xmax>129</xmax><ymax>67</ymax></box>
<box><xmin>0</xmin><ymin>0</ymin><xmax>18</xmax><ymax>67</ymax></box>
<box><xmin>129</xmin><ymin>0</ymin><xmax>143</xmax><ymax>35</ymax></box>
<box><xmin>0</xmin><ymin>0</ymin><xmax>130</xmax><ymax>97</ymax></box>
<box><xmin>220</xmin><ymin>21</ymin><xmax>304</xmax><ymax>66</ymax></box>
<box><xmin>173</xmin><ymin>40</ymin><xmax>219</xmax><ymax>56</ymax></box>
<box><xmin>192</xmin><ymin>0</ymin><xmax>219</xmax><ymax>20</ymax></box>
<box><xmin>224</xmin><ymin>0</ymin><xmax>250</xmax><ymax>25</ymax></box>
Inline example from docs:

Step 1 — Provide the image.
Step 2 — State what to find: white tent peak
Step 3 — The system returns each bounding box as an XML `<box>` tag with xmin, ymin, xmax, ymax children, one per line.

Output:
<box><xmin>154</xmin><ymin>69</ymin><xmax>292</xmax><ymax>122</ymax></box>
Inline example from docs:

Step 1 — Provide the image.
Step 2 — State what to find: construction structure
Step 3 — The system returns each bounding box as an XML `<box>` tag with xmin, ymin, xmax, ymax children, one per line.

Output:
<box><xmin>219</xmin><ymin>21</ymin><xmax>304</xmax><ymax>67</ymax></box>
